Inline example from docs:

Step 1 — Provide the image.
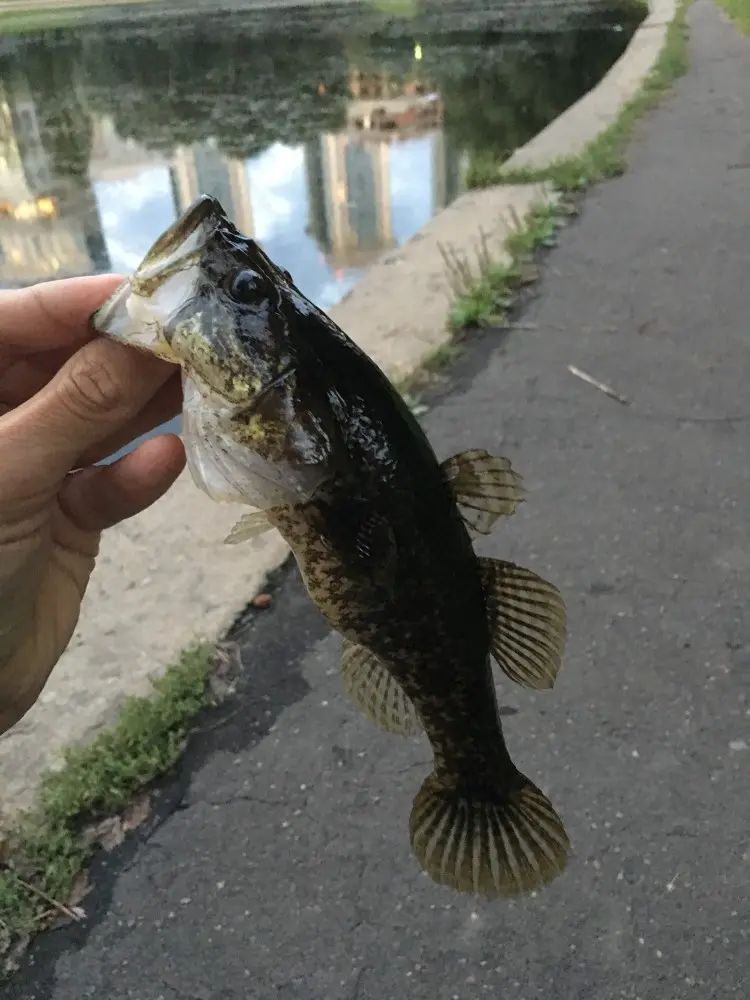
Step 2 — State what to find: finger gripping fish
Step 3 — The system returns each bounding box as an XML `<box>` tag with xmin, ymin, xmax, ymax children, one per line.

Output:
<box><xmin>92</xmin><ymin>194</ymin><xmax>570</xmax><ymax>900</ymax></box>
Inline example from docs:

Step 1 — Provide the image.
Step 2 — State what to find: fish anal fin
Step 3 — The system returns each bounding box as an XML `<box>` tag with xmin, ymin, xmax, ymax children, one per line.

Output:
<box><xmin>409</xmin><ymin>771</ymin><xmax>570</xmax><ymax>898</ymax></box>
<box><xmin>340</xmin><ymin>640</ymin><xmax>421</xmax><ymax>736</ymax></box>
<box><xmin>479</xmin><ymin>556</ymin><xmax>566</xmax><ymax>691</ymax></box>
<box><xmin>441</xmin><ymin>449</ymin><xmax>525</xmax><ymax>536</ymax></box>
<box><xmin>224</xmin><ymin>510</ymin><xmax>274</xmax><ymax>545</ymax></box>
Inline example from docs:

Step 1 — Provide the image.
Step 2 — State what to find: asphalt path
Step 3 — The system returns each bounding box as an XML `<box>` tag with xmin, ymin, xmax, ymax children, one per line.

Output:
<box><xmin>8</xmin><ymin>2</ymin><xmax>750</xmax><ymax>996</ymax></box>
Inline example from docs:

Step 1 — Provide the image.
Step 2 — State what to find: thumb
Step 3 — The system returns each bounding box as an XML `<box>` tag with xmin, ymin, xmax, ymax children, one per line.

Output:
<box><xmin>59</xmin><ymin>433</ymin><xmax>186</xmax><ymax>535</ymax></box>
<box><xmin>6</xmin><ymin>337</ymin><xmax>176</xmax><ymax>489</ymax></box>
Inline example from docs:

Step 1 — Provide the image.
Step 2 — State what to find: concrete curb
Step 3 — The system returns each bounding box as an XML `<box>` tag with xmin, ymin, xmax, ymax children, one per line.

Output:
<box><xmin>502</xmin><ymin>0</ymin><xmax>678</xmax><ymax>172</ymax></box>
<box><xmin>0</xmin><ymin>0</ymin><xmax>682</xmax><ymax>830</ymax></box>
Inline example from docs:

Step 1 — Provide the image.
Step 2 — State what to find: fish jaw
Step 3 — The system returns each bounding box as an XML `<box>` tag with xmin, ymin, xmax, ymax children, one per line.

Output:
<box><xmin>91</xmin><ymin>276</ymin><xmax>180</xmax><ymax>361</ymax></box>
<box><xmin>90</xmin><ymin>194</ymin><xmax>223</xmax><ymax>361</ymax></box>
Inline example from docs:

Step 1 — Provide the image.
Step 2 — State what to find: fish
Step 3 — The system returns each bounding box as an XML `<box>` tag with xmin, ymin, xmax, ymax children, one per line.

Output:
<box><xmin>92</xmin><ymin>194</ymin><xmax>570</xmax><ymax>899</ymax></box>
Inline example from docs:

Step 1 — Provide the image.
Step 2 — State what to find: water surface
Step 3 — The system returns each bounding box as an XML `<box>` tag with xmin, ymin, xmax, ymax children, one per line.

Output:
<box><xmin>0</xmin><ymin>7</ymin><xmax>641</xmax><ymax>298</ymax></box>
<box><xmin>0</xmin><ymin>4</ymin><xmax>641</xmax><ymax>453</ymax></box>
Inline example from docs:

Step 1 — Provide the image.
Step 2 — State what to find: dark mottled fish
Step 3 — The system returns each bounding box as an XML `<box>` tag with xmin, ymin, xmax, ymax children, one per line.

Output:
<box><xmin>92</xmin><ymin>195</ymin><xmax>570</xmax><ymax>899</ymax></box>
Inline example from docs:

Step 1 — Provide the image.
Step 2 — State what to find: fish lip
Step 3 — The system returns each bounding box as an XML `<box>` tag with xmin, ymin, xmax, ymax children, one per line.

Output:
<box><xmin>135</xmin><ymin>194</ymin><xmax>224</xmax><ymax>284</ymax></box>
<box><xmin>154</xmin><ymin>193</ymin><xmax>221</xmax><ymax>254</ymax></box>
<box><xmin>91</xmin><ymin>275</ymin><xmax>181</xmax><ymax>361</ymax></box>
<box><xmin>91</xmin><ymin>277</ymin><xmax>129</xmax><ymax>334</ymax></box>
<box><xmin>90</xmin><ymin>277</ymin><xmax>177</xmax><ymax>361</ymax></box>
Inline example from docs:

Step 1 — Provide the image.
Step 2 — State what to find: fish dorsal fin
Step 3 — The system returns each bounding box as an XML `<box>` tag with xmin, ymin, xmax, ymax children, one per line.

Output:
<box><xmin>224</xmin><ymin>510</ymin><xmax>274</xmax><ymax>545</ymax></box>
<box><xmin>440</xmin><ymin>449</ymin><xmax>525</xmax><ymax>536</ymax></box>
<box><xmin>340</xmin><ymin>639</ymin><xmax>421</xmax><ymax>736</ymax></box>
<box><xmin>478</xmin><ymin>557</ymin><xmax>566</xmax><ymax>691</ymax></box>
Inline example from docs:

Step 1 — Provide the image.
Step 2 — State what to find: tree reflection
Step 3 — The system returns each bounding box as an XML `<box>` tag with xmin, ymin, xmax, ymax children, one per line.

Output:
<box><xmin>437</xmin><ymin>22</ymin><xmax>642</xmax><ymax>159</ymax></box>
<box><xmin>0</xmin><ymin>7</ymin><xmax>641</xmax><ymax>174</ymax></box>
<box><xmin>4</xmin><ymin>40</ymin><xmax>93</xmax><ymax>188</ymax></box>
<box><xmin>343</xmin><ymin>12</ymin><xmax>641</xmax><ymax>160</ymax></box>
<box><xmin>82</xmin><ymin>32</ymin><xmax>350</xmax><ymax>161</ymax></box>
<box><xmin>0</xmin><ymin>38</ymin><xmax>110</xmax><ymax>272</ymax></box>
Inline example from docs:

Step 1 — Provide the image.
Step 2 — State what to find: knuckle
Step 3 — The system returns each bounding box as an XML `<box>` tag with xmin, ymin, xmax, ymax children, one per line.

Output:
<box><xmin>60</xmin><ymin>352</ymin><xmax>126</xmax><ymax>421</ymax></box>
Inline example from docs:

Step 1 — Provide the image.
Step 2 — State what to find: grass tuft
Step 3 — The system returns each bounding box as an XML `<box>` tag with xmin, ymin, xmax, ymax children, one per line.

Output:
<box><xmin>0</xmin><ymin>8</ymin><xmax>85</xmax><ymax>34</ymax></box>
<box><xmin>0</xmin><ymin>0</ymin><xmax>162</xmax><ymax>35</ymax></box>
<box><xmin>0</xmin><ymin>643</ymin><xmax>215</xmax><ymax>971</ymax></box>
<box><xmin>396</xmin><ymin>195</ymin><xmax>572</xmax><ymax>408</ymax></box>
<box><xmin>715</xmin><ymin>0</ymin><xmax>750</xmax><ymax>31</ymax></box>
<box><xmin>442</xmin><ymin>199</ymin><xmax>564</xmax><ymax>333</ymax></box>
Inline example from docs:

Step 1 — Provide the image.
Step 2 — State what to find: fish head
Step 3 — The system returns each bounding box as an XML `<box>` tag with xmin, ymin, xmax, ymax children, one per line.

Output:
<box><xmin>92</xmin><ymin>193</ymin><xmax>297</xmax><ymax>406</ymax></box>
<box><xmin>92</xmin><ymin>194</ymin><xmax>342</xmax><ymax>509</ymax></box>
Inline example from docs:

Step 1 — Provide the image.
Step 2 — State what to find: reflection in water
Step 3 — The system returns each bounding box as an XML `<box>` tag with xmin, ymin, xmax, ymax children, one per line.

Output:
<box><xmin>0</xmin><ymin>68</ymin><xmax>110</xmax><ymax>284</ymax></box>
<box><xmin>0</xmin><ymin>9</ymin><xmax>641</xmax><ymax>307</ymax></box>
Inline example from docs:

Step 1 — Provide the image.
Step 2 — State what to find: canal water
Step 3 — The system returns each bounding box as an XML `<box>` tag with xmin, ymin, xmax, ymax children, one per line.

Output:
<box><xmin>0</xmin><ymin>1</ymin><xmax>642</xmax><ymax>455</ymax></box>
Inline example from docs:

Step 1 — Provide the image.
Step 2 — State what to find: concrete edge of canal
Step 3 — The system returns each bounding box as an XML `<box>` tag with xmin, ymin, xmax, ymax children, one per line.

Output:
<box><xmin>0</xmin><ymin>0</ymin><xmax>678</xmax><ymax>831</ymax></box>
<box><xmin>504</xmin><ymin>0</ymin><xmax>677</xmax><ymax>171</ymax></box>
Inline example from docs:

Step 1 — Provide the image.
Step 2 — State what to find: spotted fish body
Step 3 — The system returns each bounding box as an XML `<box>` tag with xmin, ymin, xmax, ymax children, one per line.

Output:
<box><xmin>93</xmin><ymin>195</ymin><xmax>570</xmax><ymax>899</ymax></box>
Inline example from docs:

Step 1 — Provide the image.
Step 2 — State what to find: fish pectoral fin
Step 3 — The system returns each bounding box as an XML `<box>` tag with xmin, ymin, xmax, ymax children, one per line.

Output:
<box><xmin>409</xmin><ymin>771</ymin><xmax>570</xmax><ymax>898</ymax></box>
<box><xmin>479</xmin><ymin>556</ymin><xmax>566</xmax><ymax>691</ymax></box>
<box><xmin>340</xmin><ymin>640</ymin><xmax>421</xmax><ymax>736</ymax></box>
<box><xmin>440</xmin><ymin>449</ymin><xmax>525</xmax><ymax>536</ymax></box>
<box><xmin>354</xmin><ymin>511</ymin><xmax>398</xmax><ymax>593</ymax></box>
<box><xmin>317</xmin><ymin>498</ymin><xmax>398</xmax><ymax>596</ymax></box>
<box><xmin>224</xmin><ymin>510</ymin><xmax>274</xmax><ymax>545</ymax></box>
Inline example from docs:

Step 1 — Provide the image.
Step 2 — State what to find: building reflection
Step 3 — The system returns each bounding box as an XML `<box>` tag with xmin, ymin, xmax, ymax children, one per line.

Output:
<box><xmin>0</xmin><ymin>77</ymin><xmax>110</xmax><ymax>285</ymax></box>
<box><xmin>304</xmin><ymin>134</ymin><xmax>393</xmax><ymax>270</ymax></box>
<box><xmin>1</xmin><ymin>59</ymin><xmax>465</xmax><ymax>288</ymax></box>
<box><xmin>89</xmin><ymin>115</ymin><xmax>166</xmax><ymax>183</ymax></box>
<box><xmin>169</xmin><ymin>141</ymin><xmax>254</xmax><ymax>236</ymax></box>
<box><xmin>305</xmin><ymin>65</ymin><xmax>464</xmax><ymax>270</ymax></box>
<box><xmin>88</xmin><ymin>119</ymin><xmax>255</xmax><ymax>236</ymax></box>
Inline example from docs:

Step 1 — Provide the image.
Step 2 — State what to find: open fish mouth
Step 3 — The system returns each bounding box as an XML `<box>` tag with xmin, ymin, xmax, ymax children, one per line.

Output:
<box><xmin>91</xmin><ymin>194</ymin><xmax>226</xmax><ymax>359</ymax></box>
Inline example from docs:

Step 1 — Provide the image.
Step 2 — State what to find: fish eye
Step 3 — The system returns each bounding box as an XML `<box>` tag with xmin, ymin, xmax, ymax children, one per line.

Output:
<box><xmin>227</xmin><ymin>268</ymin><xmax>264</xmax><ymax>303</ymax></box>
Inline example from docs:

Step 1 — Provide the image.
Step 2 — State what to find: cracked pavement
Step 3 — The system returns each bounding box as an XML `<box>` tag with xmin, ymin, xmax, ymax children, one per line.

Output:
<box><xmin>7</xmin><ymin>3</ymin><xmax>750</xmax><ymax>997</ymax></box>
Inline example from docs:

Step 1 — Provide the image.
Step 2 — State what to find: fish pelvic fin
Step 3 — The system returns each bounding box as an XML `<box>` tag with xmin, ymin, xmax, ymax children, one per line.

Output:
<box><xmin>479</xmin><ymin>556</ymin><xmax>566</xmax><ymax>691</ymax></box>
<box><xmin>224</xmin><ymin>510</ymin><xmax>274</xmax><ymax>545</ymax></box>
<box><xmin>409</xmin><ymin>770</ymin><xmax>570</xmax><ymax>898</ymax></box>
<box><xmin>340</xmin><ymin>640</ymin><xmax>421</xmax><ymax>736</ymax></box>
<box><xmin>440</xmin><ymin>449</ymin><xmax>525</xmax><ymax>537</ymax></box>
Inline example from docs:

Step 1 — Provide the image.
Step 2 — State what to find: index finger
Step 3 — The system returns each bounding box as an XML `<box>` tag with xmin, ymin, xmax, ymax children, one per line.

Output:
<box><xmin>0</xmin><ymin>273</ymin><xmax>126</xmax><ymax>357</ymax></box>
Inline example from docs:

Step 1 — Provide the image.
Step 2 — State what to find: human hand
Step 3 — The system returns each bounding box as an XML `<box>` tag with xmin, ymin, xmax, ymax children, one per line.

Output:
<box><xmin>0</xmin><ymin>275</ymin><xmax>185</xmax><ymax>736</ymax></box>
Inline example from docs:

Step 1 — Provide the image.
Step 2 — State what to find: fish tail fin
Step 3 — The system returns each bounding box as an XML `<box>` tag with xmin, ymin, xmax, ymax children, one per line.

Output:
<box><xmin>409</xmin><ymin>769</ymin><xmax>570</xmax><ymax>898</ymax></box>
